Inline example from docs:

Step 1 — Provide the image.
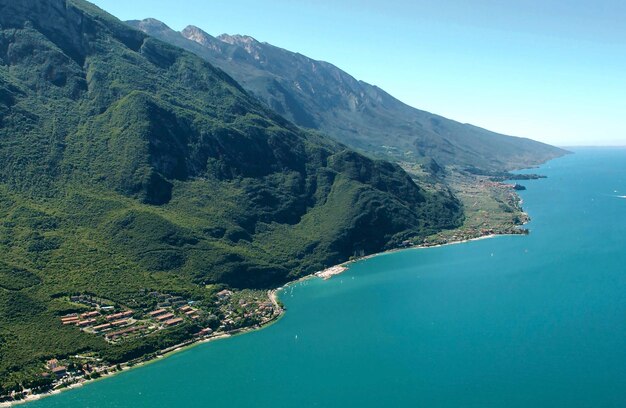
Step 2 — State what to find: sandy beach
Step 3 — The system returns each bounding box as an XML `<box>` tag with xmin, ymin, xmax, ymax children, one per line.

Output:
<box><xmin>309</xmin><ymin>232</ymin><xmax>504</xmax><ymax>282</ymax></box>
<box><xmin>315</xmin><ymin>265</ymin><xmax>348</xmax><ymax>280</ymax></box>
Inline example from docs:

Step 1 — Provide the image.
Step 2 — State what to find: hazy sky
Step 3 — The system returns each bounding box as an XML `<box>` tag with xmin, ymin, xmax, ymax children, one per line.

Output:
<box><xmin>90</xmin><ymin>0</ymin><xmax>626</xmax><ymax>146</ymax></box>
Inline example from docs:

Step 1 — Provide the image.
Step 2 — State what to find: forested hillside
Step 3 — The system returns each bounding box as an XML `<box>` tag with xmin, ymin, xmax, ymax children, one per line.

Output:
<box><xmin>0</xmin><ymin>0</ymin><xmax>462</xmax><ymax>388</ymax></box>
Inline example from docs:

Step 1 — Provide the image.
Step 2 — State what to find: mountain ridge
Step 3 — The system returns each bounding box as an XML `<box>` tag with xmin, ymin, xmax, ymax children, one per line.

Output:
<box><xmin>128</xmin><ymin>19</ymin><xmax>567</xmax><ymax>171</ymax></box>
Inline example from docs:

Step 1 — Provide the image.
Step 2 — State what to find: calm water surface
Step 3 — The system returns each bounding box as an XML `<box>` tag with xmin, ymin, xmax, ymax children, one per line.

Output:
<box><xmin>32</xmin><ymin>148</ymin><xmax>626</xmax><ymax>407</ymax></box>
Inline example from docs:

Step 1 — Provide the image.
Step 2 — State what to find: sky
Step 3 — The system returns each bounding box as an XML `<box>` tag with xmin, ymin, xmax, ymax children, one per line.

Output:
<box><xmin>89</xmin><ymin>0</ymin><xmax>626</xmax><ymax>146</ymax></box>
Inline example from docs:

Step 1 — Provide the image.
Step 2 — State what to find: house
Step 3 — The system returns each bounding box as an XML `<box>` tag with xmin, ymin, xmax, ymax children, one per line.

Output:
<box><xmin>80</xmin><ymin>311</ymin><xmax>100</xmax><ymax>319</ymax></box>
<box><xmin>93</xmin><ymin>323</ymin><xmax>112</xmax><ymax>332</ymax></box>
<box><xmin>105</xmin><ymin>326</ymin><xmax>141</xmax><ymax>340</ymax></box>
<box><xmin>61</xmin><ymin>316</ymin><xmax>80</xmax><ymax>325</ymax></box>
<box><xmin>106</xmin><ymin>310</ymin><xmax>134</xmax><ymax>321</ymax></box>
<box><xmin>156</xmin><ymin>313</ymin><xmax>175</xmax><ymax>322</ymax></box>
<box><xmin>164</xmin><ymin>317</ymin><xmax>183</xmax><ymax>326</ymax></box>
<box><xmin>148</xmin><ymin>308</ymin><xmax>167</xmax><ymax>317</ymax></box>
<box><xmin>199</xmin><ymin>328</ymin><xmax>213</xmax><ymax>336</ymax></box>
<box><xmin>111</xmin><ymin>319</ymin><xmax>128</xmax><ymax>327</ymax></box>
<box><xmin>216</xmin><ymin>289</ymin><xmax>232</xmax><ymax>300</ymax></box>
<box><xmin>47</xmin><ymin>359</ymin><xmax>59</xmax><ymax>370</ymax></box>
<box><xmin>77</xmin><ymin>319</ymin><xmax>96</xmax><ymax>327</ymax></box>
<box><xmin>51</xmin><ymin>366</ymin><xmax>67</xmax><ymax>378</ymax></box>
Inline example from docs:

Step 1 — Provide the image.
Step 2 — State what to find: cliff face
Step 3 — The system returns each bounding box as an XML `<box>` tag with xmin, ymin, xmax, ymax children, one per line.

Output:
<box><xmin>1</xmin><ymin>0</ymin><xmax>145</xmax><ymax>64</ymax></box>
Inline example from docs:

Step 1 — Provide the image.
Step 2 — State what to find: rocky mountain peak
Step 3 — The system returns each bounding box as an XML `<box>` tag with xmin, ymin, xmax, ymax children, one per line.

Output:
<box><xmin>216</xmin><ymin>34</ymin><xmax>266</xmax><ymax>63</ymax></box>
<box><xmin>217</xmin><ymin>34</ymin><xmax>259</xmax><ymax>46</ymax></box>
<box><xmin>128</xmin><ymin>18</ymin><xmax>173</xmax><ymax>33</ymax></box>
<box><xmin>181</xmin><ymin>25</ymin><xmax>217</xmax><ymax>47</ymax></box>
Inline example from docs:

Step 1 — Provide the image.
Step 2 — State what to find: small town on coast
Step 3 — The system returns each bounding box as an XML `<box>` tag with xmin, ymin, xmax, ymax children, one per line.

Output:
<box><xmin>0</xmin><ymin>288</ymin><xmax>281</xmax><ymax>406</ymax></box>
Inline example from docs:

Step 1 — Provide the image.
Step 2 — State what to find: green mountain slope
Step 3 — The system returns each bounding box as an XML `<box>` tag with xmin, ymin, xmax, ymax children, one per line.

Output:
<box><xmin>0</xmin><ymin>0</ymin><xmax>462</xmax><ymax>386</ymax></box>
<box><xmin>128</xmin><ymin>19</ymin><xmax>567</xmax><ymax>171</ymax></box>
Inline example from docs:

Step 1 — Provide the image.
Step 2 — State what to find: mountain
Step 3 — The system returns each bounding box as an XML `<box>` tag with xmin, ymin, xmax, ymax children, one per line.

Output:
<box><xmin>0</xmin><ymin>0</ymin><xmax>463</xmax><ymax>385</ymax></box>
<box><xmin>127</xmin><ymin>19</ymin><xmax>567</xmax><ymax>171</ymax></box>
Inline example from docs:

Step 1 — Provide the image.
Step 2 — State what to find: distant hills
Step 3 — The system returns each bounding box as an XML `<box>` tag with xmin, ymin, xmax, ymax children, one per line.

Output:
<box><xmin>128</xmin><ymin>19</ymin><xmax>567</xmax><ymax>171</ymax></box>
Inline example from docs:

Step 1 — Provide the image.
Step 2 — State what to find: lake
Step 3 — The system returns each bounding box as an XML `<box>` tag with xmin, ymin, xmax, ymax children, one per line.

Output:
<box><xmin>31</xmin><ymin>148</ymin><xmax>626</xmax><ymax>407</ymax></box>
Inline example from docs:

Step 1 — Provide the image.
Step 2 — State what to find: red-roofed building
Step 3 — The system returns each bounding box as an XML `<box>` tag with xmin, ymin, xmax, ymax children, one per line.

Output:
<box><xmin>164</xmin><ymin>317</ymin><xmax>183</xmax><ymax>326</ymax></box>
<box><xmin>51</xmin><ymin>366</ymin><xmax>67</xmax><ymax>378</ymax></box>
<box><xmin>93</xmin><ymin>323</ymin><xmax>112</xmax><ymax>332</ymax></box>
<box><xmin>148</xmin><ymin>309</ymin><xmax>167</xmax><ymax>317</ymax></box>
<box><xmin>77</xmin><ymin>318</ymin><xmax>96</xmax><ymax>327</ymax></box>
<box><xmin>156</xmin><ymin>312</ymin><xmax>175</xmax><ymax>322</ymax></box>
<box><xmin>106</xmin><ymin>310</ymin><xmax>133</xmax><ymax>321</ymax></box>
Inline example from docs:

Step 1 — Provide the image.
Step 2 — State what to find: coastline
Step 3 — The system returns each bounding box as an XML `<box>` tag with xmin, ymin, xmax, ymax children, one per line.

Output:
<box><xmin>0</xmin><ymin>294</ymin><xmax>285</xmax><ymax>408</ymax></box>
<box><xmin>1</xmin><ymin>228</ymin><xmax>519</xmax><ymax>407</ymax></box>
<box><xmin>312</xmin><ymin>231</ymin><xmax>520</xmax><ymax>282</ymax></box>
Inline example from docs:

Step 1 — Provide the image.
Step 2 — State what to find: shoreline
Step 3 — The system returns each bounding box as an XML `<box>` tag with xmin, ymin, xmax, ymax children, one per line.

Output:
<box><xmin>1</xmin><ymin>229</ymin><xmax>520</xmax><ymax>407</ymax></box>
<box><xmin>0</xmin><ymin>297</ymin><xmax>285</xmax><ymax>408</ymax></box>
<box><xmin>311</xmin><ymin>231</ymin><xmax>521</xmax><ymax>282</ymax></box>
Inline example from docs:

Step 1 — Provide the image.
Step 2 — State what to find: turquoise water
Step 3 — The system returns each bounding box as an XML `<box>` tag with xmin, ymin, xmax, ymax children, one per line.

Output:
<box><xmin>32</xmin><ymin>148</ymin><xmax>626</xmax><ymax>407</ymax></box>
